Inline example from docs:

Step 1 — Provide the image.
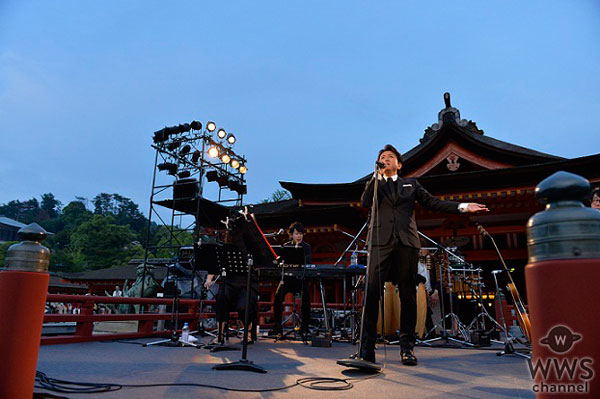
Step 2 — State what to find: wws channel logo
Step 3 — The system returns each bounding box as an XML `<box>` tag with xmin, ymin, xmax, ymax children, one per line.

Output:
<box><xmin>527</xmin><ymin>325</ymin><xmax>594</xmax><ymax>394</ymax></box>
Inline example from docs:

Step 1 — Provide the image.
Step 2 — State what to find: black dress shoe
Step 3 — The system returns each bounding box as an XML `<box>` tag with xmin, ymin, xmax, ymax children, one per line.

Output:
<box><xmin>401</xmin><ymin>350</ymin><xmax>418</xmax><ymax>366</ymax></box>
<box><xmin>360</xmin><ymin>349</ymin><xmax>376</xmax><ymax>363</ymax></box>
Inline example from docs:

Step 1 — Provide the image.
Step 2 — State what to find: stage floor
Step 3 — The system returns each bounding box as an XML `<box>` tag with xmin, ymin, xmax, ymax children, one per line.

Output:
<box><xmin>36</xmin><ymin>335</ymin><xmax>535</xmax><ymax>399</ymax></box>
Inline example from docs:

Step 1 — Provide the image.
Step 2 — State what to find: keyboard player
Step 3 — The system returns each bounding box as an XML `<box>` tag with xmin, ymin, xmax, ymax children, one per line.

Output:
<box><xmin>270</xmin><ymin>222</ymin><xmax>312</xmax><ymax>339</ymax></box>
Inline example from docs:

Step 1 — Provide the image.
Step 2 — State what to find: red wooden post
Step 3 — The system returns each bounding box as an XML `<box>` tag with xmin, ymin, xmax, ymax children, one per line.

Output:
<box><xmin>0</xmin><ymin>224</ymin><xmax>50</xmax><ymax>399</ymax></box>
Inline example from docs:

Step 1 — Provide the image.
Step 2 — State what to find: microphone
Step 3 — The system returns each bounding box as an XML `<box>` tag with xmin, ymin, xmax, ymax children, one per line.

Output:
<box><xmin>476</xmin><ymin>223</ymin><xmax>489</xmax><ymax>236</ymax></box>
<box><xmin>376</xmin><ymin>161</ymin><xmax>386</xmax><ymax>169</ymax></box>
<box><xmin>491</xmin><ymin>270</ymin><xmax>503</xmax><ymax>275</ymax></box>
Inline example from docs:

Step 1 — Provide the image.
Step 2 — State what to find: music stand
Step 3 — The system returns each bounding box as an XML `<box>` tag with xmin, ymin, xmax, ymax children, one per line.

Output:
<box><xmin>212</xmin><ymin>212</ymin><xmax>277</xmax><ymax>373</ymax></box>
<box><xmin>197</xmin><ymin>243</ymin><xmax>246</xmax><ymax>352</ymax></box>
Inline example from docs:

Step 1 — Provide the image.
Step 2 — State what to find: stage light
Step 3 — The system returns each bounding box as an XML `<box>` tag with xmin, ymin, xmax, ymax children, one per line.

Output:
<box><xmin>179</xmin><ymin>144</ymin><xmax>191</xmax><ymax>155</ymax></box>
<box><xmin>207</xmin><ymin>146</ymin><xmax>219</xmax><ymax>158</ymax></box>
<box><xmin>226</xmin><ymin>133</ymin><xmax>236</xmax><ymax>145</ymax></box>
<box><xmin>217</xmin><ymin>174</ymin><xmax>229</xmax><ymax>187</ymax></box>
<box><xmin>239</xmin><ymin>164</ymin><xmax>247</xmax><ymax>174</ymax></box>
<box><xmin>206</xmin><ymin>170</ymin><xmax>219</xmax><ymax>182</ymax></box>
<box><xmin>231</xmin><ymin>159</ymin><xmax>240</xmax><ymax>169</ymax></box>
<box><xmin>190</xmin><ymin>120</ymin><xmax>202</xmax><ymax>130</ymax></box>
<box><xmin>153</xmin><ymin>128</ymin><xmax>169</xmax><ymax>143</ymax></box>
<box><xmin>217</xmin><ymin>129</ymin><xmax>227</xmax><ymax>139</ymax></box>
<box><xmin>166</xmin><ymin>141</ymin><xmax>181</xmax><ymax>151</ymax></box>
<box><xmin>221</xmin><ymin>154</ymin><xmax>231</xmax><ymax>164</ymax></box>
<box><xmin>177</xmin><ymin>170</ymin><xmax>191</xmax><ymax>178</ymax></box>
<box><xmin>191</xmin><ymin>150</ymin><xmax>201</xmax><ymax>163</ymax></box>
<box><xmin>207</xmin><ymin>121</ymin><xmax>216</xmax><ymax>132</ymax></box>
<box><xmin>157</xmin><ymin>162</ymin><xmax>178</xmax><ymax>175</ymax></box>
<box><xmin>228</xmin><ymin>178</ymin><xmax>247</xmax><ymax>195</ymax></box>
<box><xmin>178</xmin><ymin>123</ymin><xmax>191</xmax><ymax>133</ymax></box>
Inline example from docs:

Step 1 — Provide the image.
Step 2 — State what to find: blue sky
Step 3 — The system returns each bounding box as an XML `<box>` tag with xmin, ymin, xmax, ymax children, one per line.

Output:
<box><xmin>1</xmin><ymin>1</ymin><xmax>599</xmax><ymax>213</ymax></box>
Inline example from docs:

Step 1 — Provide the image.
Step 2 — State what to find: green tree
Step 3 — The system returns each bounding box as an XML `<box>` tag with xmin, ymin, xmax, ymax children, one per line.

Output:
<box><xmin>260</xmin><ymin>189</ymin><xmax>292</xmax><ymax>203</ymax></box>
<box><xmin>0</xmin><ymin>241</ymin><xmax>17</xmax><ymax>267</ymax></box>
<box><xmin>70</xmin><ymin>214</ymin><xmax>138</xmax><ymax>270</ymax></box>
<box><xmin>40</xmin><ymin>193</ymin><xmax>62</xmax><ymax>220</ymax></box>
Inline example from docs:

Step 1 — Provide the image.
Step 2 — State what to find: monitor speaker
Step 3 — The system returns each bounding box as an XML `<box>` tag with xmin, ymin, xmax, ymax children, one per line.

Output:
<box><xmin>173</xmin><ymin>178</ymin><xmax>198</xmax><ymax>200</ymax></box>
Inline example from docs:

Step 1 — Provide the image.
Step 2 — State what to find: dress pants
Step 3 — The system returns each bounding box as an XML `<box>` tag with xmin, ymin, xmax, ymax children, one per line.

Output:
<box><xmin>361</xmin><ymin>235</ymin><xmax>419</xmax><ymax>351</ymax></box>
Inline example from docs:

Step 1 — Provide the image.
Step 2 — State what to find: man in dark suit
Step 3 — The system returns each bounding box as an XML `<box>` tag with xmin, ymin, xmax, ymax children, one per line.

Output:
<box><xmin>359</xmin><ymin>144</ymin><xmax>488</xmax><ymax>365</ymax></box>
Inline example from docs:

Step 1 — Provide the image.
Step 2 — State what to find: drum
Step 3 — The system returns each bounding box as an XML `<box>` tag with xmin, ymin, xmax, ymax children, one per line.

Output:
<box><xmin>377</xmin><ymin>282</ymin><xmax>427</xmax><ymax>337</ymax></box>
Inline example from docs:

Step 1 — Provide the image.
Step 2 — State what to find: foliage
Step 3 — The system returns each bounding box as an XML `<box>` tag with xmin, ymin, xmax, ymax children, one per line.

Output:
<box><xmin>0</xmin><ymin>193</ymin><xmax>151</xmax><ymax>272</ymax></box>
<box><xmin>0</xmin><ymin>241</ymin><xmax>17</xmax><ymax>266</ymax></box>
<box><xmin>260</xmin><ymin>189</ymin><xmax>292</xmax><ymax>203</ymax></box>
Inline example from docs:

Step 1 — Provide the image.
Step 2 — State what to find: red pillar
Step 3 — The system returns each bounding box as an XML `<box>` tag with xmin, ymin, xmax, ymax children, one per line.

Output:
<box><xmin>0</xmin><ymin>271</ymin><xmax>49</xmax><ymax>399</ymax></box>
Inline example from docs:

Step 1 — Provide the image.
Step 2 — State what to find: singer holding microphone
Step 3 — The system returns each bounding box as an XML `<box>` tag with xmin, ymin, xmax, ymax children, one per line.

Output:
<box><xmin>359</xmin><ymin>144</ymin><xmax>488</xmax><ymax>365</ymax></box>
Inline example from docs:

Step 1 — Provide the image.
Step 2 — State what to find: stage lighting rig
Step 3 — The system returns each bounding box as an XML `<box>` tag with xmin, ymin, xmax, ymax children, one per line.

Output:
<box><xmin>150</xmin><ymin>118</ymin><xmax>249</xmax><ymax>205</ymax></box>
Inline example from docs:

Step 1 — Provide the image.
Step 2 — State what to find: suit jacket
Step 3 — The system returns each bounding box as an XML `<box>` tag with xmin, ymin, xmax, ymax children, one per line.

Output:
<box><xmin>361</xmin><ymin>176</ymin><xmax>461</xmax><ymax>248</ymax></box>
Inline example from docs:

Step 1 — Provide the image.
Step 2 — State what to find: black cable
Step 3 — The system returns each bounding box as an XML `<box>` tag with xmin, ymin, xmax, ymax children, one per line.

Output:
<box><xmin>35</xmin><ymin>368</ymin><xmax>388</xmax><ymax>394</ymax></box>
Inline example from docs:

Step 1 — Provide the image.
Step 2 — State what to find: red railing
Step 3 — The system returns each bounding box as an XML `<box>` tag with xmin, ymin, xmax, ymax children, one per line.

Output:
<box><xmin>43</xmin><ymin>294</ymin><xmax>352</xmax><ymax>345</ymax></box>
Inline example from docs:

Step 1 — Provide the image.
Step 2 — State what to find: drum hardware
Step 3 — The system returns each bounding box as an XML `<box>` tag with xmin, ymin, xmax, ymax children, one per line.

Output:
<box><xmin>418</xmin><ymin>231</ymin><xmax>474</xmax><ymax>347</ymax></box>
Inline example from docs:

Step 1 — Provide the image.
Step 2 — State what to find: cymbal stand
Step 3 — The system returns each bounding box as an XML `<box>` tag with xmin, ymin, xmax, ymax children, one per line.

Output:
<box><xmin>418</xmin><ymin>232</ymin><xmax>473</xmax><ymax>347</ymax></box>
<box><xmin>334</xmin><ymin>220</ymin><xmax>368</xmax><ymax>266</ymax></box>
<box><xmin>465</xmin><ymin>270</ymin><xmax>502</xmax><ymax>342</ymax></box>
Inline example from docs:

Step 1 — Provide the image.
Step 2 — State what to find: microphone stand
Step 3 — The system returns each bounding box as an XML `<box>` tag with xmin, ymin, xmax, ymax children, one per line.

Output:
<box><xmin>337</xmin><ymin>166</ymin><xmax>382</xmax><ymax>372</ymax></box>
<box><xmin>333</xmin><ymin>221</ymin><xmax>368</xmax><ymax>266</ymax></box>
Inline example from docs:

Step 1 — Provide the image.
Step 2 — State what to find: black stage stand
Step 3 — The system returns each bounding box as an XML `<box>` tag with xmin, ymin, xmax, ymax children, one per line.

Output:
<box><xmin>200</xmin><ymin>243</ymin><xmax>246</xmax><ymax>352</ymax></box>
<box><xmin>213</xmin><ymin>211</ymin><xmax>278</xmax><ymax>373</ymax></box>
<box><xmin>337</xmin><ymin>165</ymin><xmax>381</xmax><ymax>372</ymax></box>
<box><xmin>212</xmin><ymin>257</ymin><xmax>266</xmax><ymax>373</ymax></box>
<box><xmin>143</xmin><ymin>262</ymin><xmax>202</xmax><ymax>348</ymax></box>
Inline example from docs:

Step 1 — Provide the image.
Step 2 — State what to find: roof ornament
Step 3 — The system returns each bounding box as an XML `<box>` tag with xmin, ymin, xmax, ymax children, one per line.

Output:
<box><xmin>421</xmin><ymin>92</ymin><xmax>483</xmax><ymax>142</ymax></box>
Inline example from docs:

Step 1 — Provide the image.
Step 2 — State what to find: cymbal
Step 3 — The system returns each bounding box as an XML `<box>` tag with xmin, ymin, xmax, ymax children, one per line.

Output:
<box><xmin>442</xmin><ymin>236</ymin><xmax>470</xmax><ymax>248</ymax></box>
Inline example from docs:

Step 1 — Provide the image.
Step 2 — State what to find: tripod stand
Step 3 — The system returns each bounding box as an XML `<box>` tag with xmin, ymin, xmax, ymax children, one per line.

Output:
<box><xmin>418</xmin><ymin>232</ymin><xmax>473</xmax><ymax>347</ymax></box>
<box><xmin>143</xmin><ymin>273</ymin><xmax>202</xmax><ymax>348</ymax></box>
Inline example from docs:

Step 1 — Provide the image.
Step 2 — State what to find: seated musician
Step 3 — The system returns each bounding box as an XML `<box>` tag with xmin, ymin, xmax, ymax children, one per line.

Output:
<box><xmin>270</xmin><ymin>222</ymin><xmax>312</xmax><ymax>338</ymax></box>
<box><xmin>204</xmin><ymin>225</ymin><xmax>258</xmax><ymax>344</ymax></box>
<box><xmin>416</xmin><ymin>248</ymin><xmax>440</xmax><ymax>335</ymax></box>
<box><xmin>205</xmin><ymin>273</ymin><xmax>258</xmax><ymax>344</ymax></box>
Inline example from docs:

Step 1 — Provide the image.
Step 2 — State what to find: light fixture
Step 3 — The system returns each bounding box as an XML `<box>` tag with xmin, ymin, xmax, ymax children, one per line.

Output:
<box><xmin>177</xmin><ymin>170</ymin><xmax>191</xmax><ymax>178</ymax></box>
<box><xmin>239</xmin><ymin>164</ymin><xmax>247</xmax><ymax>174</ymax></box>
<box><xmin>153</xmin><ymin>128</ymin><xmax>169</xmax><ymax>143</ymax></box>
<box><xmin>157</xmin><ymin>162</ymin><xmax>178</xmax><ymax>175</ymax></box>
<box><xmin>217</xmin><ymin>129</ymin><xmax>227</xmax><ymax>139</ymax></box>
<box><xmin>166</xmin><ymin>141</ymin><xmax>181</xmax><ymax>151</ymax></box>
<box><xmin>190</xmin><ymin>120</ymin><xmax>202</xmax><ymax>130</ymax></box>
<box><xmin>230</xmin><ymin>159</ymin><xmax>240</xmax><ymax>169</ymax></box>
<box><xmin>228</xmin><ymin>178</ymin><xmax>247</xmax><ymax>195</ymax></box>
<box><xmin>178</xmin><ymin>123</ymin><xmax>191</xmax><ymax>133</ymax></box>
<box><xmin>221</xmin><ymin>154</ymin><xmax>231</xmax><ymax>164</ymax></box>
<box><xmin>191</xmin><ymin>150</ymin><xmax>201</xmax><ymax>163</ymax></box>
<box><xmin>207</xmin><ymin>121</ymin><xmax>216</xmax><ymax>132</ymax></box>
<box><xmin>179</xmin><ymin>144</ymin><xmax>191</xmax><ymax>155</ymax></box>
<box><xmin>226</xmin><ymin>133</ymin><xmax>236</xmax><ymax>145</ymax></box>
<box><xmin>207</xmin><ymin>146</ymin><xmax>219</xmax><ymax>158</ymax></box>
<box><xmin>206</xmin><ymin>170</ymin><xmax>219</xmax><ymax>182</ymax></box>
